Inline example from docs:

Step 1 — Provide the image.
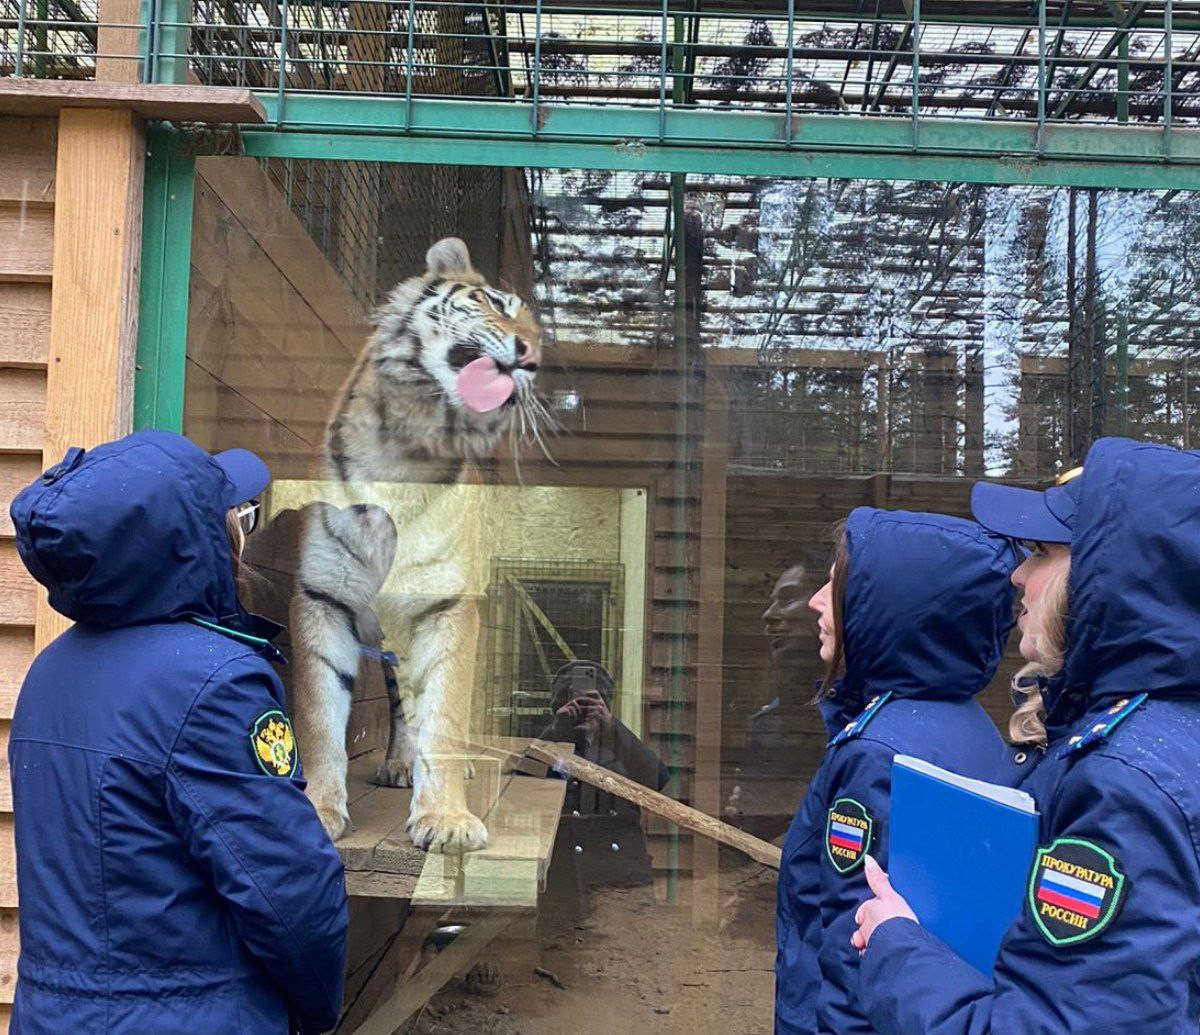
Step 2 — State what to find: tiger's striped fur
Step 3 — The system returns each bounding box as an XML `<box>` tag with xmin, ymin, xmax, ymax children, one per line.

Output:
<box><xmin>291</xmin><ymin>238</ymin><xmax>543</xmax><ymax>851</ymax></box>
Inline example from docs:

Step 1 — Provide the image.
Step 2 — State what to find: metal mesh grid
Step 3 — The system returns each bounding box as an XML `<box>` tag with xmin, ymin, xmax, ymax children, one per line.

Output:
<box><xmin>533</xmin><ymin>169</ymin><xmax>1200</xmax><ymax>476</ymax></box>
<box><xmin>6</xmin><ymin>2</ymin><xmax>1200</xmax><ymax>133</ymax></box>
<box><xmin>1</xmin><ymin>0</ymin><xmax>103</xmax><ymax>78</ymax></box>
<box><xmin>258</xmin><ymin>159</ymin><xmax>506</xmax><ymax>308</ymax></box>
<box><xmin>187</xmin><ymin>0</ymin><xmax>507</xmax><ymax>94</ymax></box>
<box><xmin>238</xmin><ymin>5</ymin><xmax>508</xmax><ymax>307</ymax></box>
<box><xmin>483</xmin><ymin>558</ymin><xmax>624</xmax><ymax>740</ymax></box>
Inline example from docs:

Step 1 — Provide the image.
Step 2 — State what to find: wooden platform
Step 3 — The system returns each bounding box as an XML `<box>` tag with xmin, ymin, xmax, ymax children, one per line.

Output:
<box><xmin>338</xmin><ymin>744</ymin><xmax>568</xmax><ymax>908</ymax></box>
<box><xmin>0</xmin><ymin>79</ymin><xmax>266</xmax><ymax>122</ymax></box>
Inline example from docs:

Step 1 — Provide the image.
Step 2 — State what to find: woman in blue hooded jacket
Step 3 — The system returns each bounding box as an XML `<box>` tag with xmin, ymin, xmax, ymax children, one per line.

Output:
<box><xmin>775</xmin><ymin>508</ymin><xmax>1022</xmax><ymax>1034</ymax></box>
<box><xmin>854</xmin><ymin>437</ymin><xmax>1200</xmax><ymax>1033</ymax></box>
<box><xmin>8</xmin><ymin>430</ymin><xmax>348</xmax><ymax>1034</ymax></box>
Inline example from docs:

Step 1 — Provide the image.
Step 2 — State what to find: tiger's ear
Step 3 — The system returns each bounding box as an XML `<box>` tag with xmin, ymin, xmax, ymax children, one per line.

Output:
<box><xmin>425</xmin><ymin>237</ymin><xmax>474</xmax><ymax>278</ymax></box>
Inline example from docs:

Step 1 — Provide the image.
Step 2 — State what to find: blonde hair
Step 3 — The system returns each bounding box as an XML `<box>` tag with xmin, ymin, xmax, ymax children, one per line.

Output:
<box><xmin>225</xmin><ymin>509</ymin><xmax>249</xmax><ymax>596</ymax></box>
<box><xmin>1008</xmin><ymin>563</ymin><xmax>1069</xmax><ymax>746</ymax></box>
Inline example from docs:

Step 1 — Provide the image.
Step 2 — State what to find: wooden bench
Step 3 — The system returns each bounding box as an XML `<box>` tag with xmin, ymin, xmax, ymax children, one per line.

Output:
<box><xmin>338</xmin><ymin>743</ymin><xmax>568</xmax><ymax>907</ymax></box>
<box><xmin>335</xmin><ymin>741</ymin><xmax>568</xmax><ymax>1034</ymax></box>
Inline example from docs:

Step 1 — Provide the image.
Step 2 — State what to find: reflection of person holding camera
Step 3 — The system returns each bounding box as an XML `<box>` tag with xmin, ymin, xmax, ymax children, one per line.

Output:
<box><xmin>538</xmin><ymin>661</ymin><xmax>669</xmax><ymax>926</ymax></box>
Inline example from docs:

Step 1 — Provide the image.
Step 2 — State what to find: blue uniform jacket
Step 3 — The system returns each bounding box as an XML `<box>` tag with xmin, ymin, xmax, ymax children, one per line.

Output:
<box><xmin>8</xmin><ymin>432</ymin><xmax>348</xmax><ymax>1034</ymax></box>
<box><xmin>860</xmin><ymin>438</ymin><xmax>1200</xmax><ymax>1034</ymax></box>
<box><xmin>775</xmin><ymin>509</ymin><xmax>1020</xmax><ymax>1034</ymax></box>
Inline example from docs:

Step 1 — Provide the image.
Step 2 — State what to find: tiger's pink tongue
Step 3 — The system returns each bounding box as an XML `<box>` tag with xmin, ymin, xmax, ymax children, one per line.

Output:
<box><xmin>456</xmin><ymin>356</ymin><xmax>515</xmax><ymax>413</ymax></box>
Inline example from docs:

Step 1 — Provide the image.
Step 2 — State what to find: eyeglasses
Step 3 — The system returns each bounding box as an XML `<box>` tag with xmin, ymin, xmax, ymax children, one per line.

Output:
<box><xmin>236</xmin><ymin>500</ymin><xmax>261</xmax><ymax>537</ymax></box>
<box><xmin>1055</xmin><ymin>466</ymin><xmax>1084</xmax><ymax>486</ymax></box>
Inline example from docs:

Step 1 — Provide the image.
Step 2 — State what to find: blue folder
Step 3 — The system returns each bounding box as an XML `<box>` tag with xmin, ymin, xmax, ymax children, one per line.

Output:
<box><xmin>887</xmin><ymin>755</ymin><xmax>1039</xmax><ymax>975</ymax></box>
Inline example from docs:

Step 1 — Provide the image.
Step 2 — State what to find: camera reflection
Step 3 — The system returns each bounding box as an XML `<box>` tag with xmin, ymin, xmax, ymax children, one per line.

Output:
<box><xmin>538</xmin><ymin>661</ymin><xmax>670</xmax><ymax>931</ymax></box>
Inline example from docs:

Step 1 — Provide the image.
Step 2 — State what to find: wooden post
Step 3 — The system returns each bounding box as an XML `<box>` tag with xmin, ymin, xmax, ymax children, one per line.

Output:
<box><xmin>692</xmin><ymin>365</ymin><xmax>728</xmax><ymax>927</ymax></box>
<box><xmin>875</xmin><ymin>358</ymin><xmax>891</xmax><ymax>473</ymax></box>
<box><xmin>36</xmin><ymin>108</ymin><xmax>144</xmax><ymax>650</ymax></box>
<box><xmin>96</xmin><ymin>0</ymin><xmax>143</xmax><ymax>83</ymax></box>
<box><xmin>963</xmin><ymin>343</ymin><xmax>985</xmax><ymax>477</ymax></box>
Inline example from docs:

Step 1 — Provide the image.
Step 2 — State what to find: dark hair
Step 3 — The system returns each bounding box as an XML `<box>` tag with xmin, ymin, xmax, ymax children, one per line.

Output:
<box><xmin>821</xmin><ymin>519</ymin><xmax>850</xmax><ymax>691</ymax></box>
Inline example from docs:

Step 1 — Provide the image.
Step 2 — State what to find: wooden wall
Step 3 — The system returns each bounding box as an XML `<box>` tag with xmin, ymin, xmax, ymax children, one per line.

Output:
<box><xmin>0</xmin><ymin>115</ymin><xmax>58</xmax><ymax>1028</ymax></box>
<box><xmin>185</xmin><ymin>156</ymin><xmax>367</xmax><ymax>479</ymax></box>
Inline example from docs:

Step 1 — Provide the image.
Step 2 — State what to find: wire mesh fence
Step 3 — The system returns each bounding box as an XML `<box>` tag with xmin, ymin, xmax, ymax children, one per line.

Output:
<box><xmin>5</xmin><ymin>1</ymin><xmax>1200</xmax><ymax>136</ymax></box>
<box><xmin>531</xmin><ymin>169</ymin><xmax>1200</xmax><ymax>477</ymax></box>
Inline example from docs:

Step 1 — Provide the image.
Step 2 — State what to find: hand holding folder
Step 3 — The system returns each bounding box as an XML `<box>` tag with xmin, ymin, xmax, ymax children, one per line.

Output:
<box><xmin>887</xmin><ymin>755</ymin><xmax>1039</xmax><ymax>975</ymax></box>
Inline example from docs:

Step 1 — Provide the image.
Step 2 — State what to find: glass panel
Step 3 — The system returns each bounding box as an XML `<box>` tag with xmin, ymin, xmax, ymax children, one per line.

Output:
<box><xmin>182</xmin><ymin>156</ymin><xmax>1200</xmax><ymax>1029</ymax></box>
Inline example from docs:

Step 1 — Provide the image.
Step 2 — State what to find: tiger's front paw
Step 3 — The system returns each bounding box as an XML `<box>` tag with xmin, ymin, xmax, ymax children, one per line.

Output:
<box><xmin>304</xmin><ymin>767</ymin><xmax>352</xmax><ymax>841</ymax></box>
<box><xmin>407</xmin><ymin>808</ymin><xmax>488</xmax><ymax>854</ymax></box>
<box><xmin>314</xmin><ymin>798</ymin><xmax>353</xmax><ymax>842</ymax></box>
<box><xmin>374</xmin><ymin>759</ymin><xmax>413</xmax><ymax>788</ymax></box>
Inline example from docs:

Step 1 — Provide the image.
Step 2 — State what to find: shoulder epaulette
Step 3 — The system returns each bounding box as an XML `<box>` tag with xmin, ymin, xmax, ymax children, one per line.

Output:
<box><xmin>188</xmin><ymin>616</ymin><xmax>287</xmax><ymax>666</ymax></box>
<box><xmin>830</xmin><ymin>690</ymin><xmax>894</xmax><ymax>747</ymax></box>
<box><xmin>1063</xmin><ymin>693</ymin><xmax>1148</xmax><ymax>757</ymax></box>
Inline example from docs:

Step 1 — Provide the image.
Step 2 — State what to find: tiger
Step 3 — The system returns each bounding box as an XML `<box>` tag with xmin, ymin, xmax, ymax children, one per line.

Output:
<box><xmin>290</xmin><ymin>237</ymin><xmax>546</xmax><ymax>852</ymax></box>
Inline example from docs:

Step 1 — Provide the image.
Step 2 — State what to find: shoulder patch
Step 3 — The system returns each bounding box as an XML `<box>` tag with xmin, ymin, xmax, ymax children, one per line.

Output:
<box><xmin>825</xmin><ymin>797</ymin><xmax>874</xmax><ymax>874</ymax></box>
<box><xmin>251</xmin><ymin>709</ymin><xmax>298</xmax><ymax>778</ymax></box>
<box><xmin>1027</xmin><ymin>837</ymin><xmax>1128</xmax><ymax>947</ymax></box>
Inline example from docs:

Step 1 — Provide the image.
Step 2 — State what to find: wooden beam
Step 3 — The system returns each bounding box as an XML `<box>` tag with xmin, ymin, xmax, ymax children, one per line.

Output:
<box><xmin>36</xmin><ymin>108</ymin><xmax>145</xmax><ymax>650</ymax></box>
<box><xmin>338</xmin><ymin>908</ymin><xmax>444</xmax><ymax>1034</ymax></box>
<box><xmin>553</xmin><ymin>343</ymin><xmax>883</xmax><ymax>371</ymax></box>
<box><xmin>1020</xmin><ymin>352</ymin><xmax>1172</xmax><ymax>377</ymax></box>
<box><xmin>0</xmin><ymin>80</ymin><xmax>266</xmax><ymax>124</ymax></box>
<box><xmin>526</xmin><ymin>740</ymin><xmax>782</xmax><ymax>870</ymax></box>
<box><xmin>0</xmin><ymin>285</ymin><xmax>51</xmax><ymax>367</ymax></box>
<box><xmin>347</xmin><ymin>912</ymin><xmax>514</xmax><ymax>1035</ymax></box>
<box><xmin>195</xmin><ymin>157</ymin><xmax>369</xmax><ymax>355</ymax></box>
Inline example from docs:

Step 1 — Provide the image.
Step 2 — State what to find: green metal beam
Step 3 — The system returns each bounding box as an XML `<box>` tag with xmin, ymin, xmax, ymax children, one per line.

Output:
<box><xmin>242</xmin><ymin>96</ymin><xmax>1200</xmax><ymax>191</ymax></box>
<box><xmin>134</xmin><ymin>125</ymin><xmax>195</xmax><ymax>432</ymax></box>
<box><xmin>140</xmin><ymin>0</ymin><xmax>191</xmax><ymax>84</ymax></box>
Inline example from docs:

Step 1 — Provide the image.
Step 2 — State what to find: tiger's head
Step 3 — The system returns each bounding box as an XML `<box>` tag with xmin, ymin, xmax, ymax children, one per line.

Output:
<box><xmin>374</xmin><ymin>238</ymin><xmax>543</xmax><ymax>427</ymax></box>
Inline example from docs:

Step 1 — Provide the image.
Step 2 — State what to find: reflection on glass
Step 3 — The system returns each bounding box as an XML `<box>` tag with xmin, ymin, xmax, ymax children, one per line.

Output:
<box><xmin>183</xmin><ymin>154</ymin><xmax>1200</xmax><ymax>1032</ymax></box>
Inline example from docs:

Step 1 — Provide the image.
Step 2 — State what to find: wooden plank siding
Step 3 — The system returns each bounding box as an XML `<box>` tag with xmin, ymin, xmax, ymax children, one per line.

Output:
<box><xmin>185</xmin><ymin>157</ymin><xmax>368</xmax><ymax>482</ymax></box>
<box><xmin>0</xmin><ymin>114</ymin><xmax>59</xmax><ymax>1026</ymax></box>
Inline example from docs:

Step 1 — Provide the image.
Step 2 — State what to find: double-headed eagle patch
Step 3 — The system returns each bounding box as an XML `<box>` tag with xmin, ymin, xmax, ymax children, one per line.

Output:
<box><xmin>251</xmin><ymin>710</ymin><xmax>297</xmax><ymax>778</ymax></box>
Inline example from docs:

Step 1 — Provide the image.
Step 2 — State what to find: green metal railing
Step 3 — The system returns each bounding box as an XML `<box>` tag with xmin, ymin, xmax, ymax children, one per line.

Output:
<box><xmin>6</xmin><ymin>1</ymin><xmax>1200</xmax><ymax>177</ymax></box>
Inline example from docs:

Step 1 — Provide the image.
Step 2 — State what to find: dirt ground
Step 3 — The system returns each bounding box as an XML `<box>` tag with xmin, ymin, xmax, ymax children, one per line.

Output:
<box><xmin>405</xmin><ymin>860</ymin><xmax>780</xmax><ymax>1035</ymax></box>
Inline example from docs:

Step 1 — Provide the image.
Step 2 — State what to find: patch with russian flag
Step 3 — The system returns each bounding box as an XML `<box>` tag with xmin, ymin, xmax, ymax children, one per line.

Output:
<box><xmin>825</xmin><ymin>797</ymin><xmax>874</xmax><ymax>874</ymax></box>
<box><xmin>1028</xmin><ymin>837</ymin><xmax>1127</xmax><ymax>947</ymax></box>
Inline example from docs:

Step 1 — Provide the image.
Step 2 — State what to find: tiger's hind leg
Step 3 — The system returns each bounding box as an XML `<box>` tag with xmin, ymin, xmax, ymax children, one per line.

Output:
<box><xmin>374</xmin><ymin>656</ymin><xmax>418</xmax><ymax>788</ymax></box>
<box><xmin>291</xmin><ymin>502</ymin><xmax>397</xmax><ymax>841</ymax></box>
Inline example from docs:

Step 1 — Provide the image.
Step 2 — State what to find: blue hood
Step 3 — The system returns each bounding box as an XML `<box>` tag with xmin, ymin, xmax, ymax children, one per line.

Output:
<box><xmin>1057</xmin><ymin>437</ymin><xmax>1200</xmax><ymax>712</ymax></box>
<box><xmin>10</xmin><ymin>431</ymin><xmax>245</xmax><ymax>629</ymax></box>
<box><xmin>840</xmin><ymin>509</ymin><xmax>1018</xmax><ymax>708</ymax></box>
